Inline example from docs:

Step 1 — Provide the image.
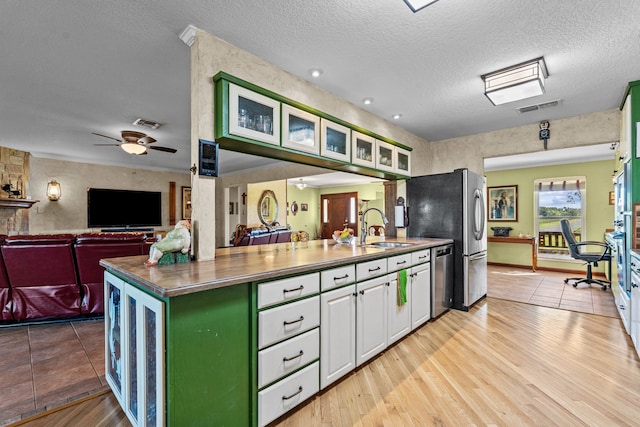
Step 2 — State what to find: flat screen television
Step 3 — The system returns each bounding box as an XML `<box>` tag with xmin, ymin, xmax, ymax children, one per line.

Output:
<box><xmin>88</xmin><ymin>188</ymin><xmax>162</xmax><ymax>229</ymax></box>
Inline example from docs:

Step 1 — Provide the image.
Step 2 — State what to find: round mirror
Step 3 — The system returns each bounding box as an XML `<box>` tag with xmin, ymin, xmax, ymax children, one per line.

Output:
<box><xmin>258</xmin><ymin>190</ymin><xmax>279</xmax><ymax>226</ymax></box>
<box><xmin>291</xmin><ymin>201</ymin><xmax>298</xmax><ymax>216</ymax></box>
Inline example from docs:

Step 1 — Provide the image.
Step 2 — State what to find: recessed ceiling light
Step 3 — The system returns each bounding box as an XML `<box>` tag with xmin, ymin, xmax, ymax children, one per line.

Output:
<box><xmin>392</xmin><ymin>114</ymin><xmax>402</xmax><ymax>120</ymax></box>
<box><xmin>362</xmin><ymin>98</ymin><xmax>374</xmax><ymax>105</ymax></box>
<box><xmin>309</xmin><ymin>68</ymin><xmax>323</xmax><ymax>78</ymax></box>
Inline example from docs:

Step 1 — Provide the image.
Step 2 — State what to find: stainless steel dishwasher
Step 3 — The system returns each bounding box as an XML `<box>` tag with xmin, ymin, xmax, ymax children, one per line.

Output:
<box><xmin>432</xmin><ymin>244</ymin><xmax>454</xmax><ymax>318</ymax></box>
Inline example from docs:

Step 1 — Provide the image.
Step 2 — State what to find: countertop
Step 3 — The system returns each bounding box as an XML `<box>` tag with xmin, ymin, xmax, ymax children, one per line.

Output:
<box><xmin>100</xmin><ymin>237</ymin><xmax>452</xmax><ymax>298</ymax></box>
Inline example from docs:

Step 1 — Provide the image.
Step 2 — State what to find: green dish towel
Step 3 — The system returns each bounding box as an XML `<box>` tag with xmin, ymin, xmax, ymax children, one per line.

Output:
<box><xmin>397</xmin><ymin>269</ymin><xmax>407</xmax><ymax>306</ymax></box>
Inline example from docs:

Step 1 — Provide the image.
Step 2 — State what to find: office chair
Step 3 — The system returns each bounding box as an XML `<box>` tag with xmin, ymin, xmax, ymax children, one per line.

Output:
<box><xmin>560</xmin><ymin>218</ymin><xmax>611</xmax><ymax>290</ymax></box>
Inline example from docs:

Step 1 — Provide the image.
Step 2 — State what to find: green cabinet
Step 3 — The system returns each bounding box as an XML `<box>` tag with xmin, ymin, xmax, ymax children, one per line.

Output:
<box><xmin>213</xmin><ymin>72</ymin><xmax>411</xmax><ymax>180</ymax></box>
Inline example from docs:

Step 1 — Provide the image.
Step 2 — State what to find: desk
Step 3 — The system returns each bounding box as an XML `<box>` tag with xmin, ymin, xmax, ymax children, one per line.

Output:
<box><xmin>488</xmin><ymin>236</ymin><xmax>537</xmax><ymax>271</ymax></box>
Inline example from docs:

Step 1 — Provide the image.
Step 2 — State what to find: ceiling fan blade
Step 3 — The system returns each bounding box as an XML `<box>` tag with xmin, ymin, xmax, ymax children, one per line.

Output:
<box><xmin>94</xmin><ymin>143</ymin><xmax>122</xmax><ymax>147</ymax></box>
<box><xmin>121</xmin><ymin>130</ymin><xmax>146</xmax><ymax>143</ymax></box>
<box><xmin>92</xmin><ymin>132</ymin><xmax>122</xmax><ymax>143</ymax></box>
<box><xmin>138</xmin><ymin>136</ymin><xmax>157</xmax><ymax>144</ymax></box>
<box><xmin>148</xmin><ymin>146</ymin><xmax>177</xmax><ymax>153</ymax></box>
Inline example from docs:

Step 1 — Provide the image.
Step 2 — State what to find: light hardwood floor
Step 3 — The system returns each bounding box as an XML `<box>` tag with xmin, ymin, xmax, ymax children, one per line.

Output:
<box><xmin>11</xmin><ymin>294</ymin><xmax>640</xmax><ymax>427</ymax></box>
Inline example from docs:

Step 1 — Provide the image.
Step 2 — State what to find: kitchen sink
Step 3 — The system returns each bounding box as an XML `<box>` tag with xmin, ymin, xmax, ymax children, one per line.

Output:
<box><xmin>361</xmin><ymin>242</ymin><xmax>414</xmax><ymax>249</ymax></box>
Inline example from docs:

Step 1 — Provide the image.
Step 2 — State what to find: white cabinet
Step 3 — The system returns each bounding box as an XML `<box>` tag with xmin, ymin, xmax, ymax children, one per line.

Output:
<box><xmin>352</xmin><ymin>131</ymin><xmax>375</xmax><ymax>168</ymax></box>
<box><xmin>375</xmin><ymin>140</ymin><xmax>396</xmax><ymax>172</ymax></box>
<box><xmin>282</xmin><ymin>104</ymin><xmax>320</xmax><ymax>155</ymax></box>
<box><xmin>105</xmin><ymin>272</ymin><xmax>164</xmax><ymax>427</ymax></box>
<box><xmin>320</xmin><ymin>118</ymin><xmax>351</xmax><ymax>163</ymax></box>
<box><xmin>411</xmin><ymin>262</ymin><xmax>431</xmax><ymax>329</ymax></box>
<box><xmin>613</xmin><ymin>282</ymin><xmax>631</xmax><ymax>334</ymax></box>
<box><xmin>386</xmin><ymin>272</ymin><xmax>412</xmax><ymax>345</ymax></box>
<box><xmin>395</xmin><ymin>146</ymin><xmax>411</xmax><ymax>176</ymax></box>
<box><xmin>356</xmin><ymin>275</ymin><xmax>388</xmax><ymax>366</ymax></box>
<box><xmin>229</xmin><ymin>83</ymin><xmax>280</xmax><ymax>146</ymax></box>
<box><xmin>631</xmin><ymin>280</ymin><xmax>640</xmax><ymax>354</ymax></box>
<box><xmin>320</xmin><ymin>284</ymin><xmax>356</xmax><ymax>389</ymax></box>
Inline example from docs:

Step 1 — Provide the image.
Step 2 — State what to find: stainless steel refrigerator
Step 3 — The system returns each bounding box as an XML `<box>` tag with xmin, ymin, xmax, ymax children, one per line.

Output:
<box><xmin>407</xmin><ymin>168</ymin><xmax>488</xmax><ymax>311</ymax></box>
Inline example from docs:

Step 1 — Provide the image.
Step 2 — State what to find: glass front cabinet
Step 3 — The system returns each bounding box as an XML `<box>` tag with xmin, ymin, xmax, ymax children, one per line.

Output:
<box><xmin>352</xmin><ymin>131</ymin><xmax>376</xmax><ymax>168</ymax></box>
<box><xmin>375</xmin><ymin>140</ymin><xmax>396</xmax><ymax>173</ymax></box>
<box><xmin>105</xmin><ymin>271</ymin><xmax>165</xmax><ymax>427</ymax></box>
<box><xmin>282</xmin><ymin>104</ymin><xmax>320</xmax><ymax>155</ymax></box>
<box><xmin>395</xmin><ymin>146</ymin><xmax>411</xmax><ymax>176</ymax></box>
<box><xmin>228</xmin><ymin>83</ymin><xmax>280</xmax><ymax>146</ymax></box>
<box><xmin>320</xmin><ymin>119</ymin><xmax>351</xmax><ymax>163</ymax></box>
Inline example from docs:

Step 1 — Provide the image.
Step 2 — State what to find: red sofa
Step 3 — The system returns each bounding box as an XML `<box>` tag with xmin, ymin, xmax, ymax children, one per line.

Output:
<box><xmin>0</xmin><ymin>232</ymin><xmax>148</xmax><ymax>323</ymax></box>
<box><xmin>74</xmin><ymin>232</ymin><xmax>147</xmax><ymax>315</ymax></box>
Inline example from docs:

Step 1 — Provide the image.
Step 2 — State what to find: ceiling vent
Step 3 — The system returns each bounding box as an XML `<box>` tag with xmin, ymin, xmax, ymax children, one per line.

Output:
<box><xmin>516</xmin><ymin>99</ymin><xmax>562</xmax><ymax>114</ymax></box>
<box><xmin>132</xmin><ymin>118</ymin><xmax>162</xmax><ymax>130</ymax></box>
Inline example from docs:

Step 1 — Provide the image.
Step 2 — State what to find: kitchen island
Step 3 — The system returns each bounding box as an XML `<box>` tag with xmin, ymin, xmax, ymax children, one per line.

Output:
<box><xmin>101</xmin><ymin>237</ymin><xmax>452</xmax><ymax>427</ymax></box>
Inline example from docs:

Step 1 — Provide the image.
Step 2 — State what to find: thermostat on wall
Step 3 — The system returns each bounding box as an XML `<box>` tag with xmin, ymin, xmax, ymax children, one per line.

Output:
<box><xmin>198</xmin><ymin>139</ymin><xmax>218</xmax><ymax>177</ymax></box>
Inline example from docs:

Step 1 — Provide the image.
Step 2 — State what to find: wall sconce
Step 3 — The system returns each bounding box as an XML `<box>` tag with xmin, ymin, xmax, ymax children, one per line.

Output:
<box><xmin>47</xmin><ymin>179</ymin><xmax>61</xmax><ymax>201</ymax></box>
<box><xmin>481</xmin><ymin>57</ymin><xmax>548</xmax><ymax>106</ymax></box>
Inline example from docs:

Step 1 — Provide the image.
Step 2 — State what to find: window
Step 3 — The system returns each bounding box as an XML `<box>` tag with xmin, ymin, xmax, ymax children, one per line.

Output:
<box><xmin>535</xmin><ymin>177</ymin><xmax>586</xmax><ymax>258</ymax></box>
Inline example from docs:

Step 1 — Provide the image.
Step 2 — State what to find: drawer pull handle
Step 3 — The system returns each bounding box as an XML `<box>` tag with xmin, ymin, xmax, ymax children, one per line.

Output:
<box><xmin>334</xmin><ymin>274</ymin><xmax>349</xmax><ymax>280</ymax></box>
<box><xmin>368</xmin><ymin>266</ymin><xmax>381</xmax><ymax>272</ymax></box>
<box><xmin>283</xmin><ymin>285</ymin><xmax>304</xmax><ymax>294</ymax></box>
<box><xmin>282</xmin><ymin>386</ymin><xmax>303</xmax><ymax>401</ymax></box>
<box><xmin>418</xmin><ymin>255</ymin><xmax>427</xmax><ymax>259</ymax></box>
<box><xmin>284</xmin><ymin>316</ymin><xmax>304</xmax><ymax>326</ymax></box>
<box><xmin>396</xmin><ymin>260</ymin><xmax>407</xmax><ymax>265</ymax></box>
<box><xmin>283</xmin><ymin>350</ymin><xmax>304</xmax><ymax>362</ymax></box>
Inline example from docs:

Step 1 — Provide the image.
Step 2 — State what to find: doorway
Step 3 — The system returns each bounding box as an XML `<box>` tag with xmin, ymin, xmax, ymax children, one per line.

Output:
<box><xmin>320</xmin><ymin>192</ymin><xmax>358</xmax><ymax>239</ymax></box>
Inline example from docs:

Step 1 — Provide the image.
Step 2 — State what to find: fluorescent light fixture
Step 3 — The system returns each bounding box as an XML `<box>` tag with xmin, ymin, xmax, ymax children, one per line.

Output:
<box><xmin>403</xmin><ymin>0</ymin><xmax>440</xmax><ymax>13</ymax></box>
<box><xmin>121</xmin><ymin>142</ymin><xmax>147</xmax><ymax>155</ymax></box>
<box><xmin>482</xmin><ymin>57</ymin><xmax>549</xmax><ymax>106</ymax></box>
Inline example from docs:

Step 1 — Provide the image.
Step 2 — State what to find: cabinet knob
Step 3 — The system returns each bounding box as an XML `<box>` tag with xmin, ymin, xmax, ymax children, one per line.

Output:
<box><xmin>359</xmin><ymin>290</ymin><xmax>365</xmax><ymax>295</ymax></box>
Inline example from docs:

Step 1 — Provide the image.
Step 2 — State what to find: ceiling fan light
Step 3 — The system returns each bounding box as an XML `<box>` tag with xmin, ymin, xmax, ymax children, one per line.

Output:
<box><xmin>121</xmin><ymin>142</ymin><xmax>147</xmax><ymax>155</ymax></box>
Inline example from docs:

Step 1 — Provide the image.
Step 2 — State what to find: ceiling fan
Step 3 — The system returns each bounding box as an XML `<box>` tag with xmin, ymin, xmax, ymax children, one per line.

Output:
<box><xmin>92</xmin><ymin>130</ymin><xmax>177</xmax><ymax>155</ymax></box>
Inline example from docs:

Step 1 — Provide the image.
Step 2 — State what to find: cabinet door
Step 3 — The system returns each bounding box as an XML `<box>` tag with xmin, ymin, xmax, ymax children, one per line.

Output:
<box><xmin>320</xmin><ymin>118</ymin><xmax>351</xmax><ymax>162</ymax></box>
<box><xmin>356</xmin><ymin>276</ymin><xmax>388</xmax><ymax>366</ymax></box>
<box><xmin>395</xmin><ymin>146</ymin><xmax>411</xmax><ymax>176</ymax></box>
<box><xmin>631</xmin><ymin>278</ymin><xmax>640</xmax><ymax>354</ymax></box>
<box><xmin>105</xmin><ymin>272</ymin><xmax>125</xmax><ymax>407</ymax></box>
<box><xmin>124</xmin><ymin>284</ymin><xmax>165</xmax><ymax>427</ymax></box>
<box><xmin>320</xmin><ymin>284</ymin><xmax>356</xmax><ymax>389</ymax></box>
<box><xmin>411</xmin><ymin>263</ymin><xmax>431</xmax><ymax>329</ymax></box>
<box><xmin>229</xmin><ymin>83</ymin><xmax>280</xmax><ymax>146</ymax></box>
<box><xmin>386</xmin><ymin>273</ymin><xmax>412</xmax><ymax>345</ymax></box>
<box><xmin>352</xmin><ymin>131</ymin><xmax>375</xmax><ymax>168</ymax></box>
<box><xmin>375</xmin><ymin>140</ymin><xmax>395</xmax><ymax>172</ymax></box>
<box><xmin>282</xmin><ymin>104</ymin><xmax>320</xmax><ymax>155</ymax></box>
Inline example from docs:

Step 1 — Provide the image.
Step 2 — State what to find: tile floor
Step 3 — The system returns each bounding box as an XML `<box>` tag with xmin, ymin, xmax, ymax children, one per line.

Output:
<box><xmin>487</xmin><ymin>265</ymin><xmax>619</xmax><ymax>317</ymax></box>
<box><xmin>0</xmin><ymin>318</ymin><xmax>107</xmax><ymax>426</ymax></box>
<box><xmin>0</xmin><ymin>266</ymin><xmax>620</xmax><ymax>425</ymax></box>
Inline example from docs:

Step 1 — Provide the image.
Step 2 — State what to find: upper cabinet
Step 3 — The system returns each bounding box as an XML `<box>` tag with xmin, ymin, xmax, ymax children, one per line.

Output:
<box><xmin>229</xmin><ymin>83</ymin><xmax>280</xmax><ymax>146</ymax></box>
<box><xmin>375</xmin><ymin>140</ymin><xmax>395</xmax><ymax>173</ymax></box>
<box><xmin>352</xmin><ymin>131</ymin><xmax>376</xmax><ymax>168</ymax></box>
<box><xmin>320</xmin><ymin>119</ymin><xmax>351</xmax><ymax>163</ymax></box>
<box><xmin>395</xmin><ymin>146</ymin><xmax>411</xmax><ymax>176</ymax></box>
<box><xmin>214</xmin><ymin>72</ymin><xmax>411</xmax><ymax>180</ymax></box>
<box><xmin>282</xmin><ymin>104</ymin><xmax>320</xmax><ymax>155</ymax></box>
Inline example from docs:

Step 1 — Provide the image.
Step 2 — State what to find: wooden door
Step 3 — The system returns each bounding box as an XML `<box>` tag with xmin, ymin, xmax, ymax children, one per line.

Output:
<box><xmin>320</xmin><ymin>192</ymin><xmax>358</xmax><ymax>239</ymax></box>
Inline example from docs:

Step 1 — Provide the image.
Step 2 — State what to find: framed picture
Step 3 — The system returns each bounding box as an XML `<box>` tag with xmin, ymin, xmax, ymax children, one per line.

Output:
<box><xmin>488</xmin><ymin>185</ymin><xmax>517</xmax><ymax>221</ymax></box>
<box><xmin>182</xmin><ymin>186</ymin><xmax>192</xmax><ymax>220</ymax></box>
<box><xmin>301</xmin><ymin>203</ymin><xmax>308</xmax><ymax>212</ymax></box>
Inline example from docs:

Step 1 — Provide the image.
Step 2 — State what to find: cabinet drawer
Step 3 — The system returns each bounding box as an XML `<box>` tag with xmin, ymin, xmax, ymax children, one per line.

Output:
<box><xmin>356</xmin><ymin>258</ymin><xmax>387</xmax><ymax>281</ymax></box>
<box><xmin>387</xmin><ymin>253</ymin><xmax>412</xmax><ymax>272</ymax></box>
<box><xmin>258</xmin><ymin>362</ymin><xmax>319</xmax><ymax>427</ymax></box>
<box><xmin>259</xmin><ymin>296</ymin><xmax>320</xmax><ymax>349</ymax></box>
<box><xmin>411</xmin><ymin>249</ymin><xmax>430</xmax><ymax>265</ymax></box>
<box><xmin>258</xmin><ymin>273</ymin><xmax>319</xmax><ymax>309</ymax></box>
<box><xmin>258</xmin><ymin>328</ymin><xmax>319</xmax><ymax>388</ymax></box>
<box><xmin>321</xmin><ymin>264</ymin><xmax>356</xmax><ymax>291</ymax></box>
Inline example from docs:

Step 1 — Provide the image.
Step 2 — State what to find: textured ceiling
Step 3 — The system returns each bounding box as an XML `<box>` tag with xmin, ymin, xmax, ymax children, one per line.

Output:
<box><xmin>0</xmin><ymin>0</ymin><xmax>638</xmax><ymax>176</ymax></box>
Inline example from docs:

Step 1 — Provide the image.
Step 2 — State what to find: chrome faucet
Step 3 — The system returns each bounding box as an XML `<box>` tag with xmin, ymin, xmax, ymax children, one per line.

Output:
<box><xmin>360</xmin><ymin>207</ymin><xmax>389</xmax><ymax>244</ymax></box>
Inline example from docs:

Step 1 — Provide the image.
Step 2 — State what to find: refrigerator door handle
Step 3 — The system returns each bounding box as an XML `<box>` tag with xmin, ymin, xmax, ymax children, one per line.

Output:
<box><xmin>469</xmin><ymin>252</ymin><xmax>488</xmax><ymax>261</ymax></box>
<box><xmin>472</xmin><ymin>189</ymin><xmax>485</xmax><ymax>241</ymax></box>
